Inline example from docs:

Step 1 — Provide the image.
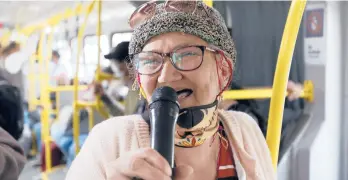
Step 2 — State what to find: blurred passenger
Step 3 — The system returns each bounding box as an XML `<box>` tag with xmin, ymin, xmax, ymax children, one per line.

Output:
<box><xmin>94</xmin><ymin>41</ymin><xmax>141</xmax><ymax>116</ymax></box>
<box><xmin>0</xmin><ymin>127</ymin><xmax>26</xmax><ymax>180</ymax></box>
<box><xmin>49</xmin><ymin>50</ymin><xmax>69</xmax><ymax>116</ymax></box>
<box><xmin>49</xmin><ymin>50</ymin><xmax>69</xmax><ymax>86</ymax></box>
<box><xmin>18</xmin><ymin>102</ymin><xmax>33</xmax><ymax>157</ymax></box>
<box><xmin>0</xmin><ymin>76</ymin><xmax>26</xmax><ymax>179</ymax></box>
<box><xmin>0</xmin><ymin>41</ymin><xmax>20</xmax><ymax>58</ymax></box>
<box><xmin>67</xmin><ymin>1</ymin><xmax>275</xmax><ymax>180</ymax></box>
<box><xmin>0</xmin><ymin>42</ymin><xmax>24</xmax><ymax>96</ymax></box>
<box><xmin>220</xmin><ymin>80</ymin><xmax>304</xmax><ymax>136</ymax></box>
<box><xmin>0</xmin><ymin>76</ymin><xmax>24</xmax><ymax>140</ymax></box>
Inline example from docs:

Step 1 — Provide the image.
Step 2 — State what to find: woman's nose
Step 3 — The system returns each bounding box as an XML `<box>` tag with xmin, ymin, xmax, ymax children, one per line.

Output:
<box><xmin>157</xmin><ymin>59</ymin><xmax>182</xmax><ymax>83</ymax></box>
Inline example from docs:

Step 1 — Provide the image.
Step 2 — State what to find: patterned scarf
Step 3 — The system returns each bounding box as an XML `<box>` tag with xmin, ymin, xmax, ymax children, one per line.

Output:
<box><xmin>174</xmin><ymin>105</ymin><xmax>219</xmax><ymax>147</ymax></box>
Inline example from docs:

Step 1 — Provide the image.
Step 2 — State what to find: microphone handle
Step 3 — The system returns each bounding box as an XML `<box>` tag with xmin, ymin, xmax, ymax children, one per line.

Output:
<box><xmin>150</xmin><ymin>101</ymin><xmax>179</xmax><ymax>179</ymax></box>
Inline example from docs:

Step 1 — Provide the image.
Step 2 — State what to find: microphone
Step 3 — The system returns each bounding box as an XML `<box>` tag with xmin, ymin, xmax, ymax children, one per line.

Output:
<box><xmin>149</xmin><ymin>86</ymin><xmax>180</xmax><ymax>175</ymax></box>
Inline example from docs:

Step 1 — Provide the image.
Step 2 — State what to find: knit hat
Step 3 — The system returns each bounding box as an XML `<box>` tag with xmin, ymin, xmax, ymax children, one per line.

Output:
<box><xmin>129</xmin><ymin>1</ymin><xmax>236</xmax><ymax>66</ymax></box>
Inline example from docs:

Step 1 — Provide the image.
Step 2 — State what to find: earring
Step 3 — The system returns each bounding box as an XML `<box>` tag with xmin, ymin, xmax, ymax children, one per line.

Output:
<box><xmin>132</xmin><ymin>80</ymin><xmax>138</xmax><ymax>91</ymax></box>
<box><xmin>138</xmin><ymin>91</ymin><xmax>142</xmax><ymax>100</ymax></box>
<box><xmin>217</xmin><ymin>95</ymin><xmax>223</xmax><ymax>102</ymax></box>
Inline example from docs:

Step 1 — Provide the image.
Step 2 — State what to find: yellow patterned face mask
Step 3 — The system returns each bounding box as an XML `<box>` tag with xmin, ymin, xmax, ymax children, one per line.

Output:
<box><xmin>174</xmin><ymin>101</ymin><xmax>219</xmax><ymax>147</ymax></box>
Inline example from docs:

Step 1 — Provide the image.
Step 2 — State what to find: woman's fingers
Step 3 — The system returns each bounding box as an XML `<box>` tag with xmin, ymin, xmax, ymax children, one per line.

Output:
<box><xmin>140</xmin><ymin>148</ymin><xmax>172</xmax><ymax>175</ymax></box>
<box><xmin>126</xmin><ymin>158</ymin><xmax>171</xmax><ymax>180</ymax></box>
<box><xmin>105</xmin><ymin>148</ymin><xmax>172</xmax><ymax>180</ymax></box>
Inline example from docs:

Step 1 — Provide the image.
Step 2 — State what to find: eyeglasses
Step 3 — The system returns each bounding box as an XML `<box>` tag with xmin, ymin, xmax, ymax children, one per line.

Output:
<box><xmin>128</xmin><ymin>0</ymin><xmax>209</xmax><ymax>29</ymax></box>
<box><xmin>131</xmin><ymin>45</ymin><xmax>216</xmax><ymax>75</ymax></box>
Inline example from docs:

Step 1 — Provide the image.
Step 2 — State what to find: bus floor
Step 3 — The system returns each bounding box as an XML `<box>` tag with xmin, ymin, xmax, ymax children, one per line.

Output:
<box><xmin>19</xmin><ymin>156</ymin><xmax>68</xmax><ymax>180</ymax></box>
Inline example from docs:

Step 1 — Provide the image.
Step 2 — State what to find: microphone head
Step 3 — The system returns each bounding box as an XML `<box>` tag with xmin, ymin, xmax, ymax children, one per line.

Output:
<box><xmin>150</xmin><ymin>86</ymin><xmax>178</xmax><ymax>105</ymax></box>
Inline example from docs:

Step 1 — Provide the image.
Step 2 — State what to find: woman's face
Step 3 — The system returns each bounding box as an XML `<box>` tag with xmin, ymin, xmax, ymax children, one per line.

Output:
<box><xmin>140</xmin><ymin>32</ymin><xmax>221</xmax><ymax>108</ymax></box>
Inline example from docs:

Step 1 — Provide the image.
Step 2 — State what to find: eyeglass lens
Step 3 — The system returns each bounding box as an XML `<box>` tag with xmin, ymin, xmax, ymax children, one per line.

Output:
<box><xmin>134</xmin><ymin>46</ymin><xmax>204</xmax><ymax>75</ymax></box>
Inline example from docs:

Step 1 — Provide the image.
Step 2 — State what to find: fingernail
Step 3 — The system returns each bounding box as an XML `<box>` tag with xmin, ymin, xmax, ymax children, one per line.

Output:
<box><xmin>165</xmin><ymin>167</ymin><xmax>172</xmax><ymax>176</ymax></box>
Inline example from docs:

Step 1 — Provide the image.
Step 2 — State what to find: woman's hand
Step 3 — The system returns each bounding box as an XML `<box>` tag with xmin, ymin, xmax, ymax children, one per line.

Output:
<box><xmin>93</xmin><ymin>82</ymin><xmax>104</xmax><ymax>96</ymax></box>
<box><xmin>105</xmin><ymin>148</ymin><xmax>193</xmax><ymax>180</ymax></box>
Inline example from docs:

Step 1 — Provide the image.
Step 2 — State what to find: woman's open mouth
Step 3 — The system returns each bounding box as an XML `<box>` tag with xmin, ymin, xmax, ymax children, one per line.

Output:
<box><xmin>176</xmin><ymin>89</ymin><xmax>193</xmax><ymax>100</ymax></box>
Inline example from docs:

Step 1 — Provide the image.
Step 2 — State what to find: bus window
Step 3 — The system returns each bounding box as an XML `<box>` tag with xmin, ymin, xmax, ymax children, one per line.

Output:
<box><xmin>83</xmin><ymin>35</ymin><xmax>110</xmax><ymax>83</ymax></box>
<box><xmin>70</xmin><ymin>37</ymin><xmax>86</xmax><ymax>82</ymax></box>
<box><xmin>112</xmin><ymin>32</ymin><xmax>132</xmax><ymax>47</ymax></box>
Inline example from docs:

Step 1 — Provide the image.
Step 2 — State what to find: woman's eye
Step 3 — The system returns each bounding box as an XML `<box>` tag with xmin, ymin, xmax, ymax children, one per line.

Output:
<box><xmin>180</xmin><ymin>51</ymin><xmax>199</xmax><ymax>57</ymax></box>
<box><xmin>140</xmin><ymin>59</ymin><xmax>160</xmax><ymax>67</ymax></box>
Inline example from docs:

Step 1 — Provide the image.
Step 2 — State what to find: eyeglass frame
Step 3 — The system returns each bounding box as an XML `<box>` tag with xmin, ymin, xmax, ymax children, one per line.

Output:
<box><xmin>130</xmin><ymin>45</ymin><xmax>219</xmax><ymax>75</ymax></box>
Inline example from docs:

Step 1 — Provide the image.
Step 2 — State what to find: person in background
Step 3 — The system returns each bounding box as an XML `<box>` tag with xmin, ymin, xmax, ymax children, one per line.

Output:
<box><xmin>220</xmin><ymin>80</ymin><xmax>304</xmax><ymax>136</ymax></box>
<box><xmin>94</xmin><ymin>41</ymin><xmax>141</xmax><ymax>116</ymax></box>
<box><xmin>0</xmin><ymin>76</ymin><xmax>24</xmax><ymax>140</ymax></box>
<box><xmin>0</xmin><ymin>76</ymin><xmax>26</xmax><ymax>179</ymax></box>
<box><xmin>49</xmin><ymin>50</ymin><xmax>69</xmax><ymax>115</ymax></box>
<box><xmin>0</xmin><ymin>42</ymin><xmax>24</xmax><ymax>97</ymax></box>
<box><xmin>49</xmin><ymin>50</ymin><xmax>69</xmax><ymax>86</ymax></box>
<box><xmin>0</xmin><ymin>127</ymin><xmax>26</xmax><ymax>180</ymax></box>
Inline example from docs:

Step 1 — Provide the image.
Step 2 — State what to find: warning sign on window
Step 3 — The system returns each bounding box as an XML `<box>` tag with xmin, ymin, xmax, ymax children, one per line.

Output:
<box><xmin>306</xmin><ymin>9</ymin><xmax>324</xmax><ymax>38</ymax></box>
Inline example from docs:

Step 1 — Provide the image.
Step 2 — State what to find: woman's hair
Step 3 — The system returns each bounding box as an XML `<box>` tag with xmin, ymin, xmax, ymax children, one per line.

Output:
<box><xmin>1</xmin><ymin>41</ymin><xmax>20</xmax><ymax>57</ymax></box>
<box><xmin>0</xmin><ymin>77</ymin><xmax>24</xmax><ymax>140</ymax></box>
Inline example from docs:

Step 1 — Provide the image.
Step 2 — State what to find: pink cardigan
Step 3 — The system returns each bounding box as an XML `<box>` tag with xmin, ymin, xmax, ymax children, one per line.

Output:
<box><xmin>66</xmin><ymin>110</ymin><xmax>275</xmax><ymax>180</ymax></box>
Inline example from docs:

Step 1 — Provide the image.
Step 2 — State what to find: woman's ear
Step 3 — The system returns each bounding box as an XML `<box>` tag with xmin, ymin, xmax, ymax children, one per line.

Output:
<box><xmin>215</xmin><ymin>51</ymin><xmax>233</xmax><ymax>92</ymax></box>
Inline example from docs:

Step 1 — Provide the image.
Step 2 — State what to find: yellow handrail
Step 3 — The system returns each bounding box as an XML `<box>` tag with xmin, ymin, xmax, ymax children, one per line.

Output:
<box><xmin>47</xmin><ymin>85</ymin><xmax>88</xmax><ymax>92</ymax></box>
<box><xmin>223</xmin><ymin>80</ymin><xmax>314</xmax><ymax>102</ymax></box>
<box><xmin>203</xmin><ymin>0</ymin><xmax>213</xmax><ymax>7</ymax></box>
<box><xmin>1</xmin><ymin>2</ymin><xmax>93</xmax><ymax>42</ymax></box>
<box><xmin>73</xmin><ymin>0</ymin><xmax>97</xmax><ymax>154</ymax></box>
<box><xmin>0</xmin><ymin>30</ymin><xmax>12</xmax><ymax>46</ymax></box>
<box><xmin>266</xmin><ymin>0</ymin><xmax>307</xmax><ymax>170</ymax></box>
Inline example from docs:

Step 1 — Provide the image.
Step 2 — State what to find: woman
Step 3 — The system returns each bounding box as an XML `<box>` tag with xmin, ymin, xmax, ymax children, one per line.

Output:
<box><xmin>66</xmin><ymin>1</ymin><xmax>275</xmax><ymax>180</ymax></box>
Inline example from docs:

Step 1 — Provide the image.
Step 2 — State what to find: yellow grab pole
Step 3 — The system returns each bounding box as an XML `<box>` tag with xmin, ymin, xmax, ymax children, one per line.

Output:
<box><xmin>28</xmin><ymin>54</ymin><xmax>38</xmax><ymax>111</ymax></box>
<box><xmin>203</xmin><ymin>0</ymin><xmax>213</xmax><ymax>7</ymax></box>
<box><xmin>87</xmin><ymin>107</ymin><xmax>94</xmax><ymax>131</ymax></box>
<box><xmin>44</xmin><ymin>29</ymin><xmax>54</xmax><ymax>173</ymax></box>
<box><xmin>95</xmin><ymin>0</ymin><xmax>103</xmax><ymax>123</ymax></box>
<box><xmin>266</xmin><ymin>0</ymin><xmax>306</xmax><ymax>170</ymax></box>
<box><xmin>96</xmin><ymin>0</ymin><xmax>102</xmax><ymax>79</ymax></box>
<box><xmin>73</xmin><ymin>0</ymin><xmax>96</xmax><ymax>154</ymax></box>
<box><xmin>38</xmin><ymin>30</ymin><xmax>53</xmax><ymax>172</ymax></box>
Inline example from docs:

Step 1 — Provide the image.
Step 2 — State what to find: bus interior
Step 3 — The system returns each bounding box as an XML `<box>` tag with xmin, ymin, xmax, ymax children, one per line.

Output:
<box><xmin>0</xmin><ymin>1</ymin><xmax>347</xmax><ymax>180</ymax></box>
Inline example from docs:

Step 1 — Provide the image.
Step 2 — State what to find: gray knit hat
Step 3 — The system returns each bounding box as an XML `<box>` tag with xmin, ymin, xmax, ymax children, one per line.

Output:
<box><xmin>129</xmin><ymin>1</ymin><xmax>236</xmax><ymax>66</ymax></box>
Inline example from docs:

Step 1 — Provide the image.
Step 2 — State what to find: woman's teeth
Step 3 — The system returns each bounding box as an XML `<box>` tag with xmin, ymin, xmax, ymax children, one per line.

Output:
<box><xmin>177</xmin><ymin>89</ymin><xmax>193</xmax><ymax>100</ymax></box>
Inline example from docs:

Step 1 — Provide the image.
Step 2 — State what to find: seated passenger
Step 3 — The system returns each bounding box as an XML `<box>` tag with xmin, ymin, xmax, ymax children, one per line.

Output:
<box><xmin>0</xmin><ymin>77</ymin><xmax>26</xmax><ymax>179</ymax></box>
<box><xmin>220</xmin><ymin>80</ymin><xmax>304</xmax><ymax>136</ymax></box>
<box><xmin>0</xmin><ymin>77</ymin><xmax>23</xmax><ymax>140</ymax></box>
<box><xmin>67</xmin><ymin>1</ymin><xmax>275</xmax><ymax>180</ymax></box>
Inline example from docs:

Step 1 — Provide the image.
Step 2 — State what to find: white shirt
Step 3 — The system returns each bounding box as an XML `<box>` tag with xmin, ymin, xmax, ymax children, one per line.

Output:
<box><xmin>49</xmin><ymin>61</ymin><xmax>69</xmax><ymax>86</ymax></box>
